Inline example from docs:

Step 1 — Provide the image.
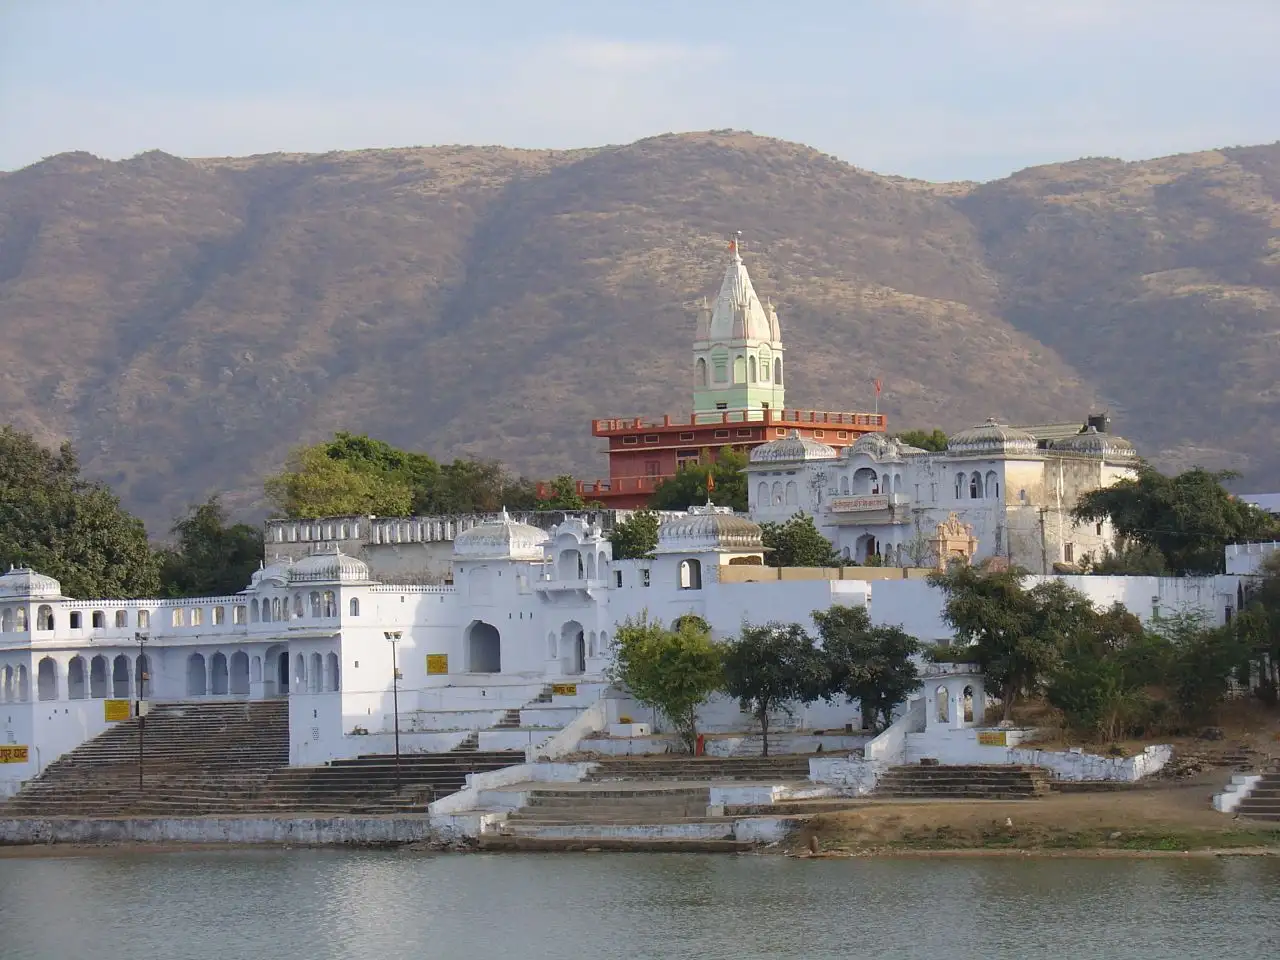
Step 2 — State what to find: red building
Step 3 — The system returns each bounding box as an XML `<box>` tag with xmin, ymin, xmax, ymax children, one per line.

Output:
<box><xmin>542</xmin><ymin>240</ymin><xmax>885</xmax><ymax>508</ymax></box>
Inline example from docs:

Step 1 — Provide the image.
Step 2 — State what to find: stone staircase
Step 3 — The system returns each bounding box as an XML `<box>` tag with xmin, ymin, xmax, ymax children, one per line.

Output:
<box><xmin>451</xmin><ymin>732</ymin><xmax>480</xmax><ymax>753</ymax></box>
<box><xmin>586</xmin><ymin>754</ymin><xmax>814</xmax><ymax>783</ymax></box>
<box><xmin>875</xmin><ymin>765</ymin><xmax>1052</xmax><ymax>800</ymax></box>
<box><xmin>1235</xmin><ymin>770</ymin><xmax>1280</xmax><ymax>822</ymax></box>
<box><xmin>493</xmin><ymin>710</ymin><xmax>521</xmax><ymax>730</ymax></box>
<box><xmin>1</xmin><ymin>700</ymin><xmax>525</xmax><ymax>817</ymax></box>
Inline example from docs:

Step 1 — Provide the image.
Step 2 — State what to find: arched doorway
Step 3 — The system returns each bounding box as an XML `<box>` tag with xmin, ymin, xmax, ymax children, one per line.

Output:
<box><xmin>211</xmin><ymin>652</ymin><xmax>229</xmax><ymax>695</ymax></box>
<box><xmin>229</xmin><ymin>651</ymin><xmax>250</xmax><ymax>696</ymax></box>
<box><xmin>68</xmin><ymin>656</ymin><xmax>86</xmax><ymax>700</ymax></box>
<box><xmin>560</xmin><ymin>620</ymin><xmax>585</xmax><ymax>675</ymax></box>
<box><xmin>89</xmin><ymin>655</ymin><xmax>108</xmax><ymax>698</ymax></box>
<box><xmin>465</xmin><ymin>621</ymin><xmax>501</xmax><ymax>673</ymax></box>
<box><xmin>187</xmin><ymin>653</ymin><xmax>207</xmax><ymax>696</ymax></box>
<box><xmin>112</xmin><ymin>655</ymin><xmax>130</xmax><ymax>698</ymax></box>
<box><xmin>37</xmin><ymin>657</ymin><xmax>57</xmax><ymax>701</ymax></box>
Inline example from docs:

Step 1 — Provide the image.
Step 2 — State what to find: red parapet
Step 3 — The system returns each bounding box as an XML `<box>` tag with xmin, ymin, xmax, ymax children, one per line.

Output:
<box><xmin>593</xmin><ymin>409</ymin><xmax>885</xmax><ymax>435</ymax></box>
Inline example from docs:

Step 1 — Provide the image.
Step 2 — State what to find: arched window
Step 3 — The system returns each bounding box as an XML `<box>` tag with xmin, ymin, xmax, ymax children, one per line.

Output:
<box><xmin>695</xmin><ymin>357</ymin><xmax>707</xmax><ymax>387</ymax></box>
<box><xmin>15</xmin><ymin>608</ymin><xmax>27</xmax><ymax>632</ymax></box>
<box><xmin>294</xmin><ymin>593</ymin><xmax>305</xmax><ymax>619</ymax></box>
<box><xmin>294</xmin><ymin>653</ymin><xmax>306</xmax><ymax>692</ymax></box>
<box><xmin>774</xmin><ymin>357</ymin><xmax>783</xmax><ymax>384</ymax></box>
<box><xmin>771</xmin><ymin>481</ymin><xmax>783</xmax><ymax>505</ymax></box>
<box><xmin>0</xmin><ymin>609</ymin><xmax>11</xmax><ymax>633</ymax></box>
<box><xmin>323</xmin><ymin>591</ymin><xmax>337</xmax><ymax>618</ymax></box>
<box><xmin>969</xmin><ymin>471</ymin><xmax>982</xmax><ymax>499</ymax></box>
<box><xmin>310</xmin><ymin>652</ymin><xmax>323</xmax><ymax>693</ymax></box>
<box><xmin>190</xmin><ymin>607</ymin><xmax>203</xmax><ymax>627</ymax></box>
<box><xmin>679</xmin><ymin>558</ymin><xmax>702</xmax><ymax>590</ymax></box>
<box><xmin>985</xmin><ymin>471</ymin><xmax>999</xmax><ymax>499</ymax></box>
<box><xmin>212</xmin><ymin>606</ymin><xmax>225</xmax><ymax>626</ymax></box>
<box><xmin>309</xmin><ymin>591</ymin><xmax>322</xmax><ymax>618</ymax></box>
<box><xmin>936</xmin><ymin>685</ymin><xmax>949</xmax><ymax>723</ymax></box>
<box><xmin>89</xmin><ymin>655</ymin><xmax>108</xmax><ymax>698</ymax></box>
<box><xmin>137</xmin><ymin>610</ymin><xmax>150</xmax><ymax>629</ymax></box>
<box><xmin>114</xmin><ymin>609</ymin><xmax>127</xmax><ymax>628</ymax></box>
<box><xmin>234</xmin><ymin>605</ymin><xmax>247</xmax><ymax>624</ymax></box>
<box><xmin>171</xmin><ymin>608</ymin><xmax>185</xmax><ymax>627</ymax></box>
<box><xmin>37</xmin><ymin>657</ymin><xmax>58</xmax><ymax>701</ymax></box>
<box><xmin>251</xmin><ymin>599</ymin><xmax>260</xmax><ymax>623</ymax></box>
<box><xmin>785</xmin><ymin>481</ymin><xmax>798</xmax><ymax>505</ymax></box>
<box><xmin>852</xmin><ymin>467</ymin><xmax>878</xmax><ymax>495</ymax></box>
<box><xmin>68</xmin><ymin>656</ymin><xmax>86</xmax><ymax>699</ymax></box>
<box><xmin>955</xmin><ymin>473</ymin><xmax>966</xmax><ymax>499</ymax></box>
<box><xmin>748</xmin><ymin>356</ymin><xmax>758</xmax><ymax>382</ymax></box>
<box><xmin>733</xmin><ymin>355</ymin><xmax>746</xmax><ymax>383</ymax></box>
<box><xmin>16</xmin><ymin>664</ymin><xmax>29</xmax><ymax>701</ymax></box>
<box><xmin>271</xmin><ymin>597</ymin><xmax>282</xmax><ymax>621</ymax></box>
<box><xmin>759</xmin><ymin>350</ymin><xmax>771</xmax><ymax>382</ymax></box>
<box><xmin>36</xmin><ymin>605</ymin><xmax>53</xmax><ymax>631</ymax></box>
<box><xmin>327</xmin><ymin>652</ymin><xmax>340</xmax><ymax>692</ymax></box>
<box><xmin>712</xmin><ymin>350</ymin><xmax>729</xmax><ymax>383</ymax></box>
<box><xmin>756</xmin><ymin>481</ymin><xmax>769</xmax><ymax>506</ymax></box>
<box><xmin>349</xmin><ymin>597</ymin><xmax>360</xmax><ymax>617</ymax></box>
<box><xmin>91</xmin><ymin>610</ymin><xmax>106</xmax><ymax>629</ymax></box>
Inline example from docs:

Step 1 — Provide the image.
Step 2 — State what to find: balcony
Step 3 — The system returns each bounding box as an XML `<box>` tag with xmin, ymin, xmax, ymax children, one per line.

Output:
<box><xmin>828</xmin><ymin>493</ymin><xmax>911</xmax><ymax>513</ymax></box>
<box><xmin>593</xmin><ymin>408</ymin><xmax>886</xmax><ymax>435</ymax></box>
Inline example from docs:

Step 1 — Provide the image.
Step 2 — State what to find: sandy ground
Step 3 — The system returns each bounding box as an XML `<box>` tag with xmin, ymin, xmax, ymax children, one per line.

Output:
<box><xmin>794</xmin><ymin>771</ymin><xmax>1280</xmax><ymax>855</ymax></box>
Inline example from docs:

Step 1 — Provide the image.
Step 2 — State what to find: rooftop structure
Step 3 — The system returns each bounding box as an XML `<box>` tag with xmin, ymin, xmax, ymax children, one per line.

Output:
<box><xmin>550</xmin><ymin>237</ymin><xmax>885</xmax><ymax>508</ymax></box>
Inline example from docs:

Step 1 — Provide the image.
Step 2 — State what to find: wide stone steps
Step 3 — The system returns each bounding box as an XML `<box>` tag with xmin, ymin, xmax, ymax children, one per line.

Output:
<box><xmin>479</xmin><ymin>835</ymin><xmax>754</xmax><ymax>853</ymax></box>
<box><xmin>1237</xmin><ymin>774</ymin><xmax>1280</xmax><ymax>821</ymax></box>
<box><xmin>586</xmin><ymin>756</ymin><xmax>813</xmax><ymax>782</ymax></box>
<box><xmin>876</xmin><ymin>764</ymin><xmax>1052</xmax><ymax>800</ymax></box>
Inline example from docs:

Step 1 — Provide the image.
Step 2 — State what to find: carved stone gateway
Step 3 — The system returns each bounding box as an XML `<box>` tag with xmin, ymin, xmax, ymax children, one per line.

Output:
<box><xmin>929</xmin><ymin>513</ymin><xmax>979</xmax><ymax>569</ymax></box>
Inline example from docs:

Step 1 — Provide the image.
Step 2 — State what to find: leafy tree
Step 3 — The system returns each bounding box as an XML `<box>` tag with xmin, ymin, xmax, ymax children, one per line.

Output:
<box><xmin>0</xmin><ymin>425</ymin><xmax>159</xmax><ymax>598</ymax></box>
<box><xmin>265</xmin><ymin>443</ymin><xmax>413</xmax><ymax>518</ymax></box>
<box><xmin>433</xmin><ymin>457</ymin><xmax>538</xmax><ymax>513</ymax></box>
<box><xmin>1235</xmin><ymin>553</ymin><xmax>1280</xmax><ymax>702</ymax></box>
<box><xmin>1079</xmin><ymin>540</ymin><xmax>1168</xmax><ymax>576</ymax></box>
<box><xmin>536</xmin><ymin>475</ymin><xmax>589</xmax><ymax>510</ymax></box>
<box><xmin>1073</xmin><ymin>467</ymin><xmax>1279</xmax><ymax>575</ymax></box>
<box><xmin>893</xmin><ymin>428</ymin><xmax>948</xmax><ymax>452</ymax></box>
<box><xmin>1046</xmin><ymin>603</ymin><xmax>1156</xmax><ymax>740</ymax></box>
<box><xmin>611</xmin><ymin>614</ymin><xmax>723</xmax><ymax>752</ymax></box>
<box><xmin>650</xmin><ymin>448</ymin><xmax>748</xmax><ymax>512</ymax></box>
<box><xmin>812</xmin><ymin>604</ymin><xmax>921</xmax><ymax>731</ymax></box>
<box><xmin>610</xmin><ymin>509</ymin><xmax>659</xmax><ymax>560</ymax></box>
<box><xmin>759</xmin><ymin>513</ymin><xmax>840</xmax><ymax>567</ymax></box>
<box><xmin>721</xmin><ymin>622</ymin><xmax>829</xmax><ymax>755</ymax></box>
<box><xmin>1155</xmin><ymin>611</ymin><xmax>1249</xmax><ymax>725</ymax></box>
<box><xmin>318</xmin><ymin>432</ymin><xmax>441</xmax><ymax>513</ymax></box>
<box><xmin>931</xmin><ymin>565</ymin><xmax>1093</xmax><ymax>721</ymax></box>
<box><xmin>157</xmin><ymin>497</ymin><xmax>264</xmax><ymax>598</ymax></box>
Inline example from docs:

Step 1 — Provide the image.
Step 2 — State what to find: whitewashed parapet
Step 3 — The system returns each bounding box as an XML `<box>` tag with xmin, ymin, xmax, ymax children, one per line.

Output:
<box><xmin>527</xmin><ymin>699</ymin><xmax>608</xmax><ymax>761</ymax></box>
<box><xmin>1009</xmin><ymin>744</ymin><xmax>1174</xmax><ymax>782</ymax></box>
<box><xmin>1213</xmin><ymin>774</ymin><xmax>1262</xmax><ymax>813</ymax></box>
<box><xmin>428</xmin><ymin>761</ymin><xmax>596</xmax><ymax>816</ymax></box>
<box><xmin>809</xmin><ymin>756</ymin><xmax>887</xmax><ymax>795</ymax></box>
<box><xmin>863</xmin><ymin>697</ymin><xmax>924</xmax><ymax>765</ymax></box>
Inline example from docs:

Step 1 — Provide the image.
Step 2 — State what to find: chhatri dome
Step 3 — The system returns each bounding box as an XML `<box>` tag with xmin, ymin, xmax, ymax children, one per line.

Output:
<box><xmin>1051</xmin><ymin>425</ymin><xmax>1138</xmax><ymax>461</ymax></box>
<box><xmin>288</xmin><ymin>546</ymin><xmax>373</xmax><ymax>584</ymax></box>
<box><xmin>656</xmin><ymin>504</ymin><xmax>764</xmax><ymax>554</ymax></box>
<box><xmin>692</xmin><ymin>236</ymin><xmax>786</xmax><ymax>417</ymax></box>
<box><xmin>947</xmin><ymin>418</ymin><xmax>1039</xmax><ymax>458</ymax></box>
<box><xmin>0</xmin><ymin>567</ymin><xmax>63</xmax><ymax>600</ymax></box>
<box><xmin>452</xmin><ymin>510</ymin><xmax>547</xmax><ymax>561</ymax></box>
<box><xmin>749</xmin><ymin>429</ymin><xmax>837</xmax><ymax>464</ymax></box>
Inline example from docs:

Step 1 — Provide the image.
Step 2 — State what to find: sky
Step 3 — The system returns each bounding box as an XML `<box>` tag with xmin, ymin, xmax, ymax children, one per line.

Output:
<box><xmin>1</xmin><ymin>0</ymin><xmax>1277</xmax><ymax>182</ymax></box>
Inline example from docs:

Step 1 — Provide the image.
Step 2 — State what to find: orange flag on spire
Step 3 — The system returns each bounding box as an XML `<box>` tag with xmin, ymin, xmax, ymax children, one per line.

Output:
<box><xmin>706</xmin><ymin>473</ymin><xmax>716</xmax><ymax>492</ymax></box>
<box><xmin>874</xmin><ymin>378</ymin><xmax>882</xmax><ymax>395</ymax></box>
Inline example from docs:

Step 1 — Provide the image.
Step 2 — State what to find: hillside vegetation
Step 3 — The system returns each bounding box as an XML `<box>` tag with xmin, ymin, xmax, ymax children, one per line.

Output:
<box><xmin>1</xmin><ymin>132</ymin><xmax>1277</xmax><ymax>526</ymax></box>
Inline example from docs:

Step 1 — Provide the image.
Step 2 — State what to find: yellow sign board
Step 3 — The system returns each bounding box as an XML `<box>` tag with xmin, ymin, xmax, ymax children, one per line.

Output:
<box><xmin>425</xmin><ymin>654</ymin><xmax>449</xmax><ymax>676</ymax></box>
<box><xmin>104</xmin><ymin>699</ymin><xmax>131</xmax><ymax>722</ymax></box>
<box><xmin>551</xmin><ymin>683</ymin><xmax>578</xmax><ymax>697</ymax></box>
<box><xmin>0</xmin><ymin>746</ymin><xmax>29</xmax><ymax>764</ymax></box>
<box><xmin>977</xmin><ymin>730</ymin><xmax>1008</xmax><ymax>747</ymax></box>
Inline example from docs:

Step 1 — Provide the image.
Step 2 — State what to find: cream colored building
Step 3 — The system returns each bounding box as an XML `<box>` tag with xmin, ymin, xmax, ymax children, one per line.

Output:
<box><xmin>747</xmin><ymin>421</ymin><xmax>1140</xmax><ymax>572</ymax></box>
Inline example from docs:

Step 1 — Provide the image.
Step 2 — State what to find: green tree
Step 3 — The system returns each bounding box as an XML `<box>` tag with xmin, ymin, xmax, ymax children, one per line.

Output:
<box><xmin>157</xmin><ymin>496</ymin><xmax>264</xmax><ymax>598</ymax></box>
<box><xmin>1235</xmin><ymin>553</ymin><xmax>1280</xmax><ymax>703</ymax></box>
<box><xmin>1046</xmin><ymin>603</ymin><xmax>1156</xmax><ymax>740</ymax></box>
<box><xmin>318</xmin><ymin>432</ymin><xmax>441</xmax><ymax>513</ymax></box>
<box><xmin>265</xmin><ymin>443</ymin><xmax>414</xmax><ymax>518</ymax></box>
<box><xmin>759</xmin><ymin>513</ymin><xmax>840</xmax><ymax>567</ymax></box>
<box><xmin>1079</xmin><ymin>540</ymin><xmax>1168</xmax><ymax>576</ymax></box>
<box><xmin>893</xmin><ymin>428</ymin><xmax>948</xmax><ymax>452</ymax></box>
<box><xmin>1155</xmin><ymin>611</ymin><xmax>1249</xmax><ymax>725</ymax></box>
<box><xmin>0</xmin><ymin>425</ymin><xmax>159</xmax><ymax>598</ymax></box>
<box><xmin>931</xmin><ymin>565</ymin><xmax>1094</xmax><ymax>721</ymax></box>
<box><xmin>650</xmin><ymin>448</ymin><xmax>748</xmax><ymax>512</ymax></box>
<box><xmin>611</xmin><ymin>614</ymin><xmax>723</xmax><ymax>752</ymax></box>
<box><xmin>433</xmin><ymin>457</ymin><xmax>538</xmax><ymax>513</ymax></box>
<box><xmin>721</xmin><ymin>622</ymin><xmax>829</xmax><ymax>755</ymax></box>
<box><xmin>609</xmin><ymin>509</ymin><xmax>659</xmax><ymax>560</ymax></box>
<box><xmin>1073</xmin><ymin>466</ymin><xmax>1279</xmax><ymax>575</ymax></box>
<box><xmin>536</xmin><ymin>475</ymin><xmax>588</xmax><ymax>510</ymax></box>
<box><xmin>812</xmin><ymin>605</ymin><xmax>921</xmax><ymax>731</ymax></box>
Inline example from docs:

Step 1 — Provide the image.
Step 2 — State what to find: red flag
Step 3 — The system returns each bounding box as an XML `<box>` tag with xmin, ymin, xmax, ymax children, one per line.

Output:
<box><xmin>874</xmin><ymin>378</ymin><xmax>882</xmax><ymax>395</ymax></box>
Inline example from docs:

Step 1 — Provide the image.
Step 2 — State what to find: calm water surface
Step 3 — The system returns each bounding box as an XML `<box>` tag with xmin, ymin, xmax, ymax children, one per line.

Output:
<box><xmin>0</xmin><ymin>850</ymin><xmax>1276</xmax><ymax>960</ymax></box>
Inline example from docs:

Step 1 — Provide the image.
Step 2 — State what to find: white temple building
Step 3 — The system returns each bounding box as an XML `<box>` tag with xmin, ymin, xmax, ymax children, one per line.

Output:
<box><xmin>0</xmin><ymin>505</ymin><xmax>1245</xmax><ymax>797</ymax></box>
<box><xmin>747</xmin><ymin>420</ymin><xmax>1141</xmax><ymax>571</ymax></box>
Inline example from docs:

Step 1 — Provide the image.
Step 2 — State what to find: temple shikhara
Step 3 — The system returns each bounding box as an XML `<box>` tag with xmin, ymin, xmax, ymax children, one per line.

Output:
<box><xmin>561</xmin><ymin>238</ymin><xmax>885</xmax><ymax>507</ymax></box>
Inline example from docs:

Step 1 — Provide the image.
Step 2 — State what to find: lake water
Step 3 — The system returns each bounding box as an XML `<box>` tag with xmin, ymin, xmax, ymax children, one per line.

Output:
<box><xmin>0</xmin><ymin>850</ymin><xmax>1276</xmax><ymax>960</ymax></box>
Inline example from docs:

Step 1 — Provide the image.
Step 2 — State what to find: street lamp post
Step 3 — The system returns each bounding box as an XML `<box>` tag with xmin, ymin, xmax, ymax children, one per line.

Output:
<box><xmin>384</xmin><ymin>631</ymin><xmax>403</xmax><ymax>791</ymax></box>
<box><xmin>135</xmin><ymin>631</ymin><xmax>148</xmax><ymax>791</ymax></box>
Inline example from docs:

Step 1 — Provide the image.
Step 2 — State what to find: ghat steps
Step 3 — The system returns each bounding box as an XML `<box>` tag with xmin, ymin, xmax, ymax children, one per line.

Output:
<box><xmin>585</xmin><ymin>754</ymin><xmax>814</xmax><ymax>783</ymax></box>
<box><xmin>1</xmin><ymin>700</ymin><xmax>522</xmax><ymax>816</ymax></box>
<box><xmin>1236</xmin><ymin>771</ymin><xmax>1280</xmax><ymax>822</ymax></box>
<box><xmin>876</xmin><ymin>765</ymin><xmax>1052</xmax><ymax>800</ymax></box>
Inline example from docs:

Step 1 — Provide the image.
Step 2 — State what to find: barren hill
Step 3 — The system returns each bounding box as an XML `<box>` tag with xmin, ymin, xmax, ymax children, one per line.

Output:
<box><xmin>1</xmin><ymin>132</ymin><xmax>1277</xmax><ymax>530</ymax></box>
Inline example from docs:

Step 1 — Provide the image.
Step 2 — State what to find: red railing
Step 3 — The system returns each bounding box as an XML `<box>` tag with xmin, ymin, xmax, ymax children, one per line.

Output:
<box><xmin>537</xmin><ymin>476</ymin><xmax>666</xmax><ymax>499</ymax></box>
<box><xmin>592</xmin><ymin>408</ymin><xmax>885</xmax><ymax>433</ymax></box>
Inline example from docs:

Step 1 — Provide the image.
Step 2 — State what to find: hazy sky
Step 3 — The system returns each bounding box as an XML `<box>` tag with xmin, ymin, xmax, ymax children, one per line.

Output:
<box><xmin>2</xmin><ymin>0</ymin><xmax>1277</xmax><ymax>181</ymax></box>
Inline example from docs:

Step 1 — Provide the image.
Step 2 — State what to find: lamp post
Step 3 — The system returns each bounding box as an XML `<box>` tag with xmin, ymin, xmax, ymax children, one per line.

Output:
<box><xmin>135</xmin><ymin>631</ymin><xmax>148</xmax><ymax>791</ymax></box>
<box><xmin>384</xmin><ymin>631</ymin><xmax>402</xmax><ymax>791</ymax></box>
